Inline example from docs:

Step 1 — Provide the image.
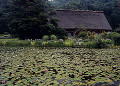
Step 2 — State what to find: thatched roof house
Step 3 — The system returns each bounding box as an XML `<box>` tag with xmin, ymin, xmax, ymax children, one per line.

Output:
<box><xmin>53</xmin><ymin>9</ymin><xmax>112</xmax><ymax>35</ymax></box>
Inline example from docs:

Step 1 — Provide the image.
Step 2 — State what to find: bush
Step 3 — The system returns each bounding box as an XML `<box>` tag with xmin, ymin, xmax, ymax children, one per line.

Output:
<box><xmin>87</xmin><ymin>31</ymin><xmax>96</xmax><ymax>40</ymax></box>
<box><xmin>54</xmin><ymin>41</ymin><xmax>66</xmax><ymax>47</ymax></box>
<box><xmin>42</xmin><ymin>41</ymin><xmax>54</xmax><ymax>47</ymax></box>
<box><xmin>83</xmin><ymin>39</ymin><xmax>91</xmax><ymax>43</ymax></box>
<box><xmin>85</xmin><ymin>39</ymin><xmax>107</xmax><ymax>48</ymax></box>
<box><xmin>0</xmin><ymin>41</ymin><xmax>3</xmax><ymax>46</ymax></box>
<box><xmin>107</xmin><ymin>32</ymin><xmax>120</xmax><ymax>45</ymax></box>
<box><xmin>31</xmin><ymin>41</ymin><xmax>42</xmax><ymax>47</ymax></box>
<box><xmin>113</xmin><ymin>35</ymin><xmax>120</xmax><ymax>45</ymax></box>
<box><xmin>20</xmin><ymin>41</ymin><xmax>31</xmax><ymax>46</ymax></box>
<box><xmin>1</xmin><ymin>41</ymin><xmax>31</xmax><ymax>47</ymax></box>
<box><xmin>42</xmin><ymin>41</ymin><xmax>48</xmax><ymax>46</ymax></box>
<box><xmin>3</xmin><ymin>41</ymin><xmax>18</xmax><ymax>46</ymax></box>
<box><xmin>78</xmin><ymin>31</ymin><xmax>87</xmax><ymax>38</ymax></box>
<box><xmin>94</xmin><ymin>39</ymin><xmax>107</xmax><ymax>48</ymax></box>
<box><xmin>100</xmin><ymin>32</ymin><xmax>107</xmax><ymax>39</ymax></box>
<box><xmin>107</xmin><ymin>32</ymin><xmax>119</xmax><ymax>39</ymax></box>
<box><xmin>42</xmin><ymin>35</ymin><xmax>49</xmax><ymax>41</ymax></box>
<box><xmin>34</xmin><ymin>41</ymin><xmax>42</xmax><ymax>47</ymax></box>
<box><xmin>42</xmin><ymin>41</ymin><xmax>66</xmax><ymax>47</ymax></box>
<box><xmin>64</xmin><ymin>39</ymin><xmax>75</xmax><ymax>47</ymax></box>
<box><xmin>84</xmin><ymin>41</ymin><xmax>96</xmax><ymax>48</ymax></box>
<box><xmin>42</xmin><ymin>39</ymin><xmax>74</xmax><ymax>47</ymax></box>
<box><xmin>50</xmin><ymin>35</ymin><xmax>57</xmax><ymax>40</ymax></box>
<box><xmin>103</xmin><ymin>39</ymin><xmax>113</xmax><ymax>44</ymax></box>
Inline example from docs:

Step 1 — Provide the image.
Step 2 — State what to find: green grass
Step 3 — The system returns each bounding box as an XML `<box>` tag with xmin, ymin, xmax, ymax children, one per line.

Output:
<box><xmin>0</xmin><ymin>47</ymin><xmax>120</xmax><ymax>85</ymax></box>
<box><xmin>0</xmin><ymin>38</ymin><xmax>18</xmax><ymax>41</ymax></box>
<box><xmin>0</xmin><ymin>39</ymin><xmax>75</xmax><ymax>47</ymax></box>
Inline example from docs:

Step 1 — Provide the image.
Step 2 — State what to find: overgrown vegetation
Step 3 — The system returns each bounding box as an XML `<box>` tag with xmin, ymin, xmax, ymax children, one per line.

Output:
<box><xmin>0</xmin><ymin>32</ymin><xmax>120</xmax><ymax>48</ymax></box>
<box><xmin>0</xmin><ymin>38</ymin><xmax>74</xmax><ymax>47</ymax></box>
<box><xmin>81</xmin><ymin>32</ymin><xmax>120</xmax><ymax>48</ymax></box>
<box><xmin>107</xmin><ymin>32</ymin><xmax>120</xmax><ymax>45</ymax></box>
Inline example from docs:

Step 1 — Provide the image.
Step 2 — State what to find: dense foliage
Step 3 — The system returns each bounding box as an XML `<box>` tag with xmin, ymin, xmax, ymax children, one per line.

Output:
<box><xmin>107</xmin><ymin>32</ymin><xmax>120</xmax><ymax>45</ymax></box>
<box><xmin>0</xmin><ymin>0</ymin><xmax>9</xmax><ymax>34</ymax></box>
<box><xmin>51</xmin><ymin>0</ymin><xmax>120</xmax><ymax>30</ymax></box>
<box><xmin>0</xmin><ymin>0</ymin><xmax>67</xmax><ymax>39</ymax></box>
<box><xmin>0</xmin><ymin>38</ymin><xmax>75</xmax><ymax>47</ymax></box>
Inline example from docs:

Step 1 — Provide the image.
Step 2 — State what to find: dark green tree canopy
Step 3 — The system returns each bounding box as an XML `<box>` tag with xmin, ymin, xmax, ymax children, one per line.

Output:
<box><xmin>0</xmin><ymin>0</ymin><xmax>10</xmax><ymax>34</ymax></box>
<box><xmin>2</xmin><ymin>0</ymin><xmax>67</xmax><ymax>39</ymax></box>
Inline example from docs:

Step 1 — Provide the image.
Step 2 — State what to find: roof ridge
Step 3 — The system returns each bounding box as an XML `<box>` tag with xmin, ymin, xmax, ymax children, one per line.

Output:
<box><xmin>56</xmin><ymin>9</ymin><xmax>103</xmax><ymax>13</ymax></box>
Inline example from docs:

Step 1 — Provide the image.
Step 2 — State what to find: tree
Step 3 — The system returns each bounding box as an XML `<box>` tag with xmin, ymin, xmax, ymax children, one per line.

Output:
<box><xmin>118</xmin><ymin>0</ymin><xmax>120</xmax><ymax>8</ymax></box>
<box><xmin>0</xmin><ymin>0</ymin><xmax>10</xmax><ymax>34</ymax></box>
<box><xmin>3</xmin><ymin>0</ymin><xmax>67</xmax><ymax>39</ymax></box>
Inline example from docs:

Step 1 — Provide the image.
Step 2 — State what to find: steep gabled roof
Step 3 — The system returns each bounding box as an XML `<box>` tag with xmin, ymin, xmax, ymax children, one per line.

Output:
<box><xmin>53</xmin><ymin>9</ymin><xmax>112</xmax><ymax>31</ymax></box>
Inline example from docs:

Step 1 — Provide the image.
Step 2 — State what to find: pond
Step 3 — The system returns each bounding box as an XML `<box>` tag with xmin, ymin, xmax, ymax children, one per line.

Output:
<box><xmin>0</xmin><ymin>47</ymin><xmax>120</xmax><ymax>85</ymax></box>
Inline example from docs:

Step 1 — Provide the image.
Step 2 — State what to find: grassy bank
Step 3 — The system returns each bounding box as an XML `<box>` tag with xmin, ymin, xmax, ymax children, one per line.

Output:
<box><xmin>0</xmin><ymin>39</ymin><xmax>75</xmax><ymax>47</ymax></box>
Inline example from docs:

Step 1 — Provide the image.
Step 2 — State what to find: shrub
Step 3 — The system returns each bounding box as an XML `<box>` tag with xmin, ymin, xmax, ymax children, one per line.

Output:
<box><xmin>50</xmin><ymin>35</ymin><xmax>57</xmax><ymax>40</ymax></box>
<box><xmin>85</xmin><ymin>39</ymin><xmax>107</xmax><ymax>48</ymax></box>
<box><xmin>100</xmin><ymin>32</ymin><xmax>107</xmax><ymax>39</ymax></box>
<box><xmin>31</xmin><ymin>41</ymin><xmax>42</xmax><ymax>47</ymax></box>
<box><xmin>94</xmin><ymin>39</ymin><xmax>107</xmax><ymax>48</ymax></box>
<box><xmin>31</xmin><ymin>42</ymin><xmax>36</xmax><ymax>46</ymax></box>
<box><xmin>42</xmin><ymin>41</ymin><xmax>54</xmax><ymax>47</ymax></box>
<box><xmin>113</xmin><ymin>35</ymin><xmax>120</xmax><ymax>45</ymax></box>
<box><xmin>107</xmin><ymin>32</ymin><xmax>120</xmax><ymax>39</ymax></box>
<box><xmin>0</xmin><ymin>41</ymin><xmax>3</xmax><ymax>46</ymax></box>
<box><xmin>2</xmin><ymin>41</ymin><xmax>31</xmax><ymax>47</ymax></box>
<box><xmin>42</xmin><ymin>35</ymin><xmax>49</xmax><ymax>41</ymax></box>
<box><xmin>103</xmin><ymin>39</ymin><xmax>113</xmax><ymax>44</ymax></box>
<box><xmin>107</xmin><ymin>32</ymin><xmax>120</xmax><ymax>45</ymax></box>
<box><xmin>84</xmin><ymin>41</ymin><xmax>96</xmax><ymax>48</ymax></box>
<box><xmin>78</xmin><ymin>31</ymin><xmax>87</xmax><ymax>38</ymax></box>
<box><xmin>22</xmin><ymin>41</ymin><xmax>31</xmax><ymax>46</ymax></box>
<box><xmin>87</xmin><ymin>31</ymin><xmax>96</xmax><ymax>40</ymax></box>
<box><xmin>83</xmin><ymin>39</ymin><xmax>91</xmax><ymax>43</ymax></box>
<box><xmin>3</xmin><ymin>41</ymin><xmax>19</xmax><ymax>46</ymax></box>
<box><xmin>47</xmin><ymin>42</ymin><xmax>54</xmax><ymax>47</ymax></box>
<box><xmin>42</xmin><ymin>41</ymin><xmax>48</xmax><ymax>46</ymax></box>
<box><xmin>34</xmin><ymin>41</ymin><xmax>42</xmax><ymax>47</ymax></box>
<box><xmin>54</xmin><ymin>41</ymin><xmax>66</xmax><ymax>47</ymax></box>
<box><xmin>64</xmin><ymin>39</ymin><xmax>75</xmax><ymax>47</ymax></box>
<box><xmin>2</xmin><ymin>41</ymin><xmax>7</xmax><ymax>46</ymax></box>
<box><xmin>42</xmin><ymin>41</ymin><xmax>66</xmax><ymax>47</ymax></box>
<box><xmin>42</xmin><ymin>42</ymin><xmax>52</xmax><ymax>47</ymax></box>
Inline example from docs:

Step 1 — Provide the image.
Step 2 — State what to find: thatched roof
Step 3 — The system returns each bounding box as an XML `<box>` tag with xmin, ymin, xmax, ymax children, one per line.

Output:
<box><xmin>53</xmin><ymin>9</ymin><xmax>112</xmax><ymax>31</ymax></box>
